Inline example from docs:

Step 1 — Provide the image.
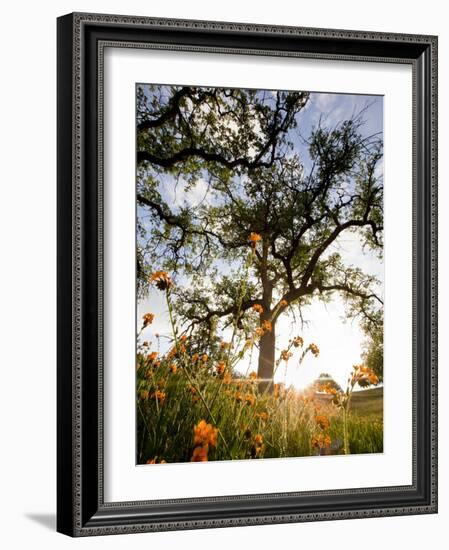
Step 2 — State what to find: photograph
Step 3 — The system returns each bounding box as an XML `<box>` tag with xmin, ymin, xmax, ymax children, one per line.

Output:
<box><xmin>135</xmin><ymin>84</ymin><xmax>384</xmax><ymax>464</ymax></box>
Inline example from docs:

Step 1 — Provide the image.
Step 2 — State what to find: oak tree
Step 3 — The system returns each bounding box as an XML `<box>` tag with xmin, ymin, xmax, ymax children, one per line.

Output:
<box><xmin>137</xmin><ymin>85</ymin><xmax>383</xmax><ymax>387</ymax></box>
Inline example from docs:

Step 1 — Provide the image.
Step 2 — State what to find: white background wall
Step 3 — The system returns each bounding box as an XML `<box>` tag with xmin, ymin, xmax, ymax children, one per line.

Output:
<box><xmin>0</xmin><ymin>1</ymin><xmax>445</xmax><ymax>548</ymax></box>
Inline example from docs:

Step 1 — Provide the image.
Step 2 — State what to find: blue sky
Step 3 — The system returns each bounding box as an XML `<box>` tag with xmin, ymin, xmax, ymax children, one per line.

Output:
<box><xmin>137</xmin><ymin>88</ymin><xmax>383</xmax><ymax>390</ymax></box>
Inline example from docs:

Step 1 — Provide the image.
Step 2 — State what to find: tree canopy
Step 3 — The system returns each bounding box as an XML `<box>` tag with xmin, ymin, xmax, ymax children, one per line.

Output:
<box><xmin>361</xmin><ymin>317</ymin><xmax>383</xmax><ymax>381</ymax></box>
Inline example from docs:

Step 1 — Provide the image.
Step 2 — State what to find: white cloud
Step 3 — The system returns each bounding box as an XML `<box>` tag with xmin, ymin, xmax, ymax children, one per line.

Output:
<box><xmin>313</xmin><ymin>93</ymin><xmax>337</xmax><ymax>111</ymax></box>
<box><xmin>330</xmin><ymin>229</ymin><xmax>384</xmax><ymax>283</ymax></box>
<box><xmin>161</xmin><ymin>176</ymin><xmax>212</xmax><ymax>209</ymax></box>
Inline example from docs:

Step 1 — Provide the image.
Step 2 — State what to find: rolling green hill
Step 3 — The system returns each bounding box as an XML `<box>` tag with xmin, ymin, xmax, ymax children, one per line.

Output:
<box><xmin>315</xmin><ymin>386</ymin><xmax>383</xmax><ymax>418</ymax></box>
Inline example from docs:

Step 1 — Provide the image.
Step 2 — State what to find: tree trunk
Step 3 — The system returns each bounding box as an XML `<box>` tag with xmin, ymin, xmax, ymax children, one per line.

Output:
<box><xmin>257</xmin><ymin>241</ymin><xmax>275</xmax><ymax>392</ymax></box>
<box><xmin>257</xmin><ymin>319</ymin><xmax>276</xmax><ymax>393</ymax></box>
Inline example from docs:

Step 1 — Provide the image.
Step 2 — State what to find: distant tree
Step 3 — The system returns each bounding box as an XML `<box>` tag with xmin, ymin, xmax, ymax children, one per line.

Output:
<box><xmin>137</xmin><ymin>85</ymin><xmax>383</xmax><ymax>388</ymax></box>
<box><xmin>361</xmin><ymin>317</ymin><xmax>383</xmax><ymax>382</ymax></box>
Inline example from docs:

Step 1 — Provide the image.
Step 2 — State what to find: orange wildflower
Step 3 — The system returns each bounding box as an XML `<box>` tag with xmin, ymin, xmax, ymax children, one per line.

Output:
<box><xmin>351</xmin><ymin>364</ymin><xmax>379</xmax><ymax>387</ymax></box>
<box><xmin>261</xmin><ymin>320</ymin><xmax>272</xmax><ymax>333</ymax></box>
<box><xmin>169</xmin><ymin>364</ymin><xmax>177</xmax><ymax>374</ymax></box>
<box><xmin>292</xmin><ymin>336</ymin><xmax>304</xmax><ymax>348</ymax></box>
<box><xmin>245</xmin><ymin>393</ymin><xmax>255</xmax><ymax>406</ymax></box>
<box><xmin>149</xmin><ymin>271</ymin><xmax>172</xmax><ymax>290</ymax></box>
<box><xmin>251</xmin><ymin>434</ymin><xmax>265</xmax><ymax>457</ymax></box>
<box><xmin>191</xmin><ymin>446</ymin><xmax>208</xmax><ymax>462</ymax></box>
<box><xmin>309</xmin><ymin>343</ymin><xmax>320</xmax><ymax>357</ymax></box>
<box><xmin>152</xmin><ymin>390</ymin><xmax>166</xmax><ymax>405</ymax></box>
<box><xmin>193</xmin><ymin>420</ymin><xmax>218</xmax><ymax>448</ymax></box>
<box><xmin>147</xmin><ymin>351</ymin><xmax>158</xmax><ymax>363</ymax></box>
<box><xmin>192</xmin><ymin>352</ymin><xmax>199</xmax><ymax>362</ymax></box>
<box><xmin>252</xmin><ymin>304</ymin><xmax>264</xmax><ymax>315</ymax></box>
<box><xmin>321</xmin><ymin>383</ymin><xmax>338</xmax><ymax>396</ymax></box>
<box><xmin>280</xmin><ymin>299</ymin><xmax>288</xmax><ymax>308</ymax></box>
<box><xmin>142</xmin><ymin>312</ymin><xmax>155</xmax><ymax>327</ymax></box>
<box><xmin>223</xmin><ymin>372</ymin><xmax>232</xmax><ymax>385</ymax></box>
<box><xmin>280</xmin><ymin>349</ymin><xmax>293</xmax><ymax>361</ymax></box>
<box><xmin>248</xmin><ymin>232</ymin><xmax>262</xmax><ymax>247</ymax></box>
<box><xmin>249</xmin><ymin>371</ymin><xmax>258</xmax><ymax>380</ymax></box>
<box><xmin>201</xmin><ymin>354</ymin><xmax>208</xmax><ymax>363</ymax></box>
<box><xmin>216</xmin><ymin>361</ymin><xmax>226</xmax><ymax>375</ymax></box>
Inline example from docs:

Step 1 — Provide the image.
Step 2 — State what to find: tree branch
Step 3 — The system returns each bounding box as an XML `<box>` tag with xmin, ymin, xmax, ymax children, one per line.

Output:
<box><xmin>137</xmin><ymin>86</ymin><xmax>192</xmax><ymax>130</ymax></box>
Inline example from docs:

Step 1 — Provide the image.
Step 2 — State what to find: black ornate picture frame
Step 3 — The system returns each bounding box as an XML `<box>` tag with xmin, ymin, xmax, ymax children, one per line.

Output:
<box><xmin>57</xmin><ymin>12</ymin><xmax>438</xmax><ymax>536</ymax></box>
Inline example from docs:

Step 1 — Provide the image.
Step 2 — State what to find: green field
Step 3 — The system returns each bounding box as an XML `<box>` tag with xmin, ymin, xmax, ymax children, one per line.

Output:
<box><xmin>314</xmin><ymin>387</ymin><xmax>383</xmax><ymax>455</ymax></box>
<box><xmin>347</xmin><ymin>386</ymin><xmax>383</xmax><ymax>417</ymax></box>
<box><xmin>315</xmin><ymin>386</ymin><xmax>383</xmax><ymax>418</ymax></box>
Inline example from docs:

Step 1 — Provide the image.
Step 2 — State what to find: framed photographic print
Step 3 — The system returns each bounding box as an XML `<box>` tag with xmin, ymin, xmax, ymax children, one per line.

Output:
<box><xmin>57</xmin><ymin>12</ymin><xmax>438</xmax><ymax>536</ymax></box>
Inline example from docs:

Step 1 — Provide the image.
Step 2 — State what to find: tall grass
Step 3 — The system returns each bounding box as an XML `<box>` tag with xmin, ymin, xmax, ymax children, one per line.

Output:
<box><xmin>136</xmin><ymin>270</ymin><xmax>382</xmax><ymax>464</ymax></box>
